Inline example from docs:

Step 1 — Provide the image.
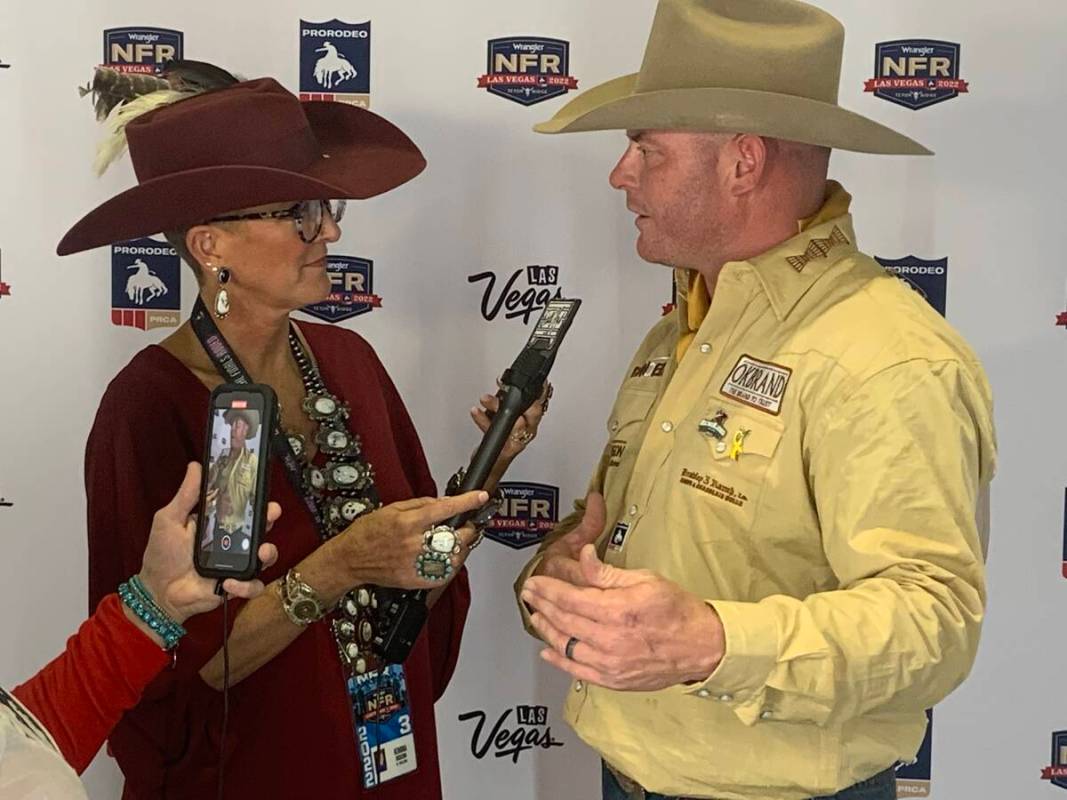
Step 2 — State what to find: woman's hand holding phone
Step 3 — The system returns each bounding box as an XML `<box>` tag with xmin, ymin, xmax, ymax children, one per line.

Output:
<box><xmin>136</xmin><ymin>462</ymin><xmax>280</xmax><ymax>631</ymax></box>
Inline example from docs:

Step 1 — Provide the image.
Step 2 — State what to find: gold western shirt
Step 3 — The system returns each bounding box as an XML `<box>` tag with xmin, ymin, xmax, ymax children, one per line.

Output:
<box><xmin>515</xmin><ymin>196</ymin><xmax>995</xmax><ymax>799</ymax></box>
<box><xmin>208</xmin><ymin>447</ymin><xmax>258</xmax><ymax>532</ymax></box>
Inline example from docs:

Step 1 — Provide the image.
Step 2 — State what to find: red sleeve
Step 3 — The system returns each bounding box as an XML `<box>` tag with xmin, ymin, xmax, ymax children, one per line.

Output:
<box><xmin>365</xmin><ymin>342</ymin><xmax>471</xmax><ymax>699</ymax></box>
<box><xmin>12</xmin><ymin>595</ymin><xmax>170</xmax><ymax>774</ymax></box>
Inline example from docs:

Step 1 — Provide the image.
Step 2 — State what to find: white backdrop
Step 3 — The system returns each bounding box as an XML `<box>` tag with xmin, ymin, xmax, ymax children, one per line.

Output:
<box><xmin>0</xmin><ymin>1</ymin><xmax>1064</xmax><ymax>798</ymax></box>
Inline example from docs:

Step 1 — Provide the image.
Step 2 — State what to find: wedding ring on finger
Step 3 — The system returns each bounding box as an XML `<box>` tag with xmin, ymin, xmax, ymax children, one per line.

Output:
<box><xmin>565</xmin><ymin>636</ymin><xmax>580</xmax><ymax>661</ymax></box>
<box><xmin>414</xmin><ymin>524</ymin><xmax>461</xmax><ymax>582</ymax></box>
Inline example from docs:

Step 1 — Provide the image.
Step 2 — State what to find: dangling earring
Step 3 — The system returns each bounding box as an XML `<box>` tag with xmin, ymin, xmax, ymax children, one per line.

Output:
<box><xmin>213</xmin><ymin>266</ymin><xmax>231</xmax><ymax>319</ymax></box>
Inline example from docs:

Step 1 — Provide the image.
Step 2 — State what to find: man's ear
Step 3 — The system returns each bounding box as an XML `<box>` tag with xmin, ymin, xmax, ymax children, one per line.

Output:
<box><xmin>726</xmin><ymin>134</ymin><xmax>768</xmax><ymax>197</ymax></box>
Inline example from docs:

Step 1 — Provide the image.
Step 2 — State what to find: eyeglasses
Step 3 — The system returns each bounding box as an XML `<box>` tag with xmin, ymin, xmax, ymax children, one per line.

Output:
<box><xmin>210</xmin><ymin>199</ymin><xmax>347</xmax><ymax>243</ymax></box>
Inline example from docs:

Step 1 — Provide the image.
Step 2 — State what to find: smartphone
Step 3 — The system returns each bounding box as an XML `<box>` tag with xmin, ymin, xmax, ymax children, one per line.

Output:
<box><xmin>194</xmin><ymin>384</ymin><xmax>277</xmax><ymax>580</ymax></box>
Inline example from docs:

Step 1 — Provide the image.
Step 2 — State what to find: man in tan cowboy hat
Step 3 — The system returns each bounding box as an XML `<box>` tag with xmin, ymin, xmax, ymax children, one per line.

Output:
<box><xmin>516</xmin><ymin>1</ymin><xmax>995</xmax><ymax>799</ymax></box>
<box><xmin>202</xmin><ymin>408</ymin><xmax>261</xmax><ymax>551</ymax></box>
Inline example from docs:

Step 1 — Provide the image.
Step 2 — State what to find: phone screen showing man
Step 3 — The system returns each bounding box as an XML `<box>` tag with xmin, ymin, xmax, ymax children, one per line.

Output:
<box><xmin>198</xmin><ymin>396</ymin><xmax>265</xmax><ymax>573</ymax></box>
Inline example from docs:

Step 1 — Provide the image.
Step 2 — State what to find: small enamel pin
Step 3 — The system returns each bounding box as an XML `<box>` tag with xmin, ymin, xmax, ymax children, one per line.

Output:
<box><xmin>698</xmin><ymin>409</ymin><xmax>729</xmax><ymax>440</ymax></box>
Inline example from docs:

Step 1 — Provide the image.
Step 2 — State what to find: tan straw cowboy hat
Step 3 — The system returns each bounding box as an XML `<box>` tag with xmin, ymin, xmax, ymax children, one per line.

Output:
<box><xmin>535</xmin><ymin>0</ymin><xmax>931</xmax><ymax>155</ymax></box>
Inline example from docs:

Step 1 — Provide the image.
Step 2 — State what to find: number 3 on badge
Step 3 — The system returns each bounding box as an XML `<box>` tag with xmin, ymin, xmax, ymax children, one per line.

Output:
<box><xmin>399</xmin><ymin>714</ymin><xmax>412</xmax><ymax>735</ymax></box>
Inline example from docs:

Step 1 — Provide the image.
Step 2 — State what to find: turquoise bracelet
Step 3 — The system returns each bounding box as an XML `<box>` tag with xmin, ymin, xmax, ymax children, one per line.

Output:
<box><xmin>118</xmin><ymin>578</ymin><xmax>187</xmax><ymax>650</ymax></box>
<box><xmin>129</xmin><ymin>576</ymin><xmax>179</xmax><ymax>627</ymax></box>
<box><xmin>127</xmin><ymin>576</ymin><xmax>187</xmax><ymax>646</ymax></box>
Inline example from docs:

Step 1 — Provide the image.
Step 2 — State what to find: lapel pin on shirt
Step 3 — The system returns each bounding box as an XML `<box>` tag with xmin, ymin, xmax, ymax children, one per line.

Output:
<box><xmin>728</xmin><ymin>429</ymin><xmax>751</xmax><ymax>461</ymax></box>
<box><xmin>698</xmin><ymin>410</ymin><xmax>729</xmax><ymax>440</ymax></box>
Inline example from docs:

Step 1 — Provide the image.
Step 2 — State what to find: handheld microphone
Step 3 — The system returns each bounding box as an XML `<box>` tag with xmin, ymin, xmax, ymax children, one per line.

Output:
<box><xmin>373</xmin><ymin>298</ymin><xmax>582</xmax><ymax>664</ymax></box>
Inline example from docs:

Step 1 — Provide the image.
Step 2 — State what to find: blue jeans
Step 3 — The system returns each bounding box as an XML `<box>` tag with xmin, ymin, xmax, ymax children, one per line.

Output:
<box><xmin>601</xmin><ymin>762</ymin><xmax>898</xmax><ymax>800</ymax></box>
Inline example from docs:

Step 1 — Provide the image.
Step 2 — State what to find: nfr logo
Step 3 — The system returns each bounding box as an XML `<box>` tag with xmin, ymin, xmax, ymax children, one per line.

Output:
<box><xmin>103</xmin><ymin>27</ymin><xmax>183</xmax><ymax>74</ymax></box>
<box><xmin>1042</xmin><ymin>730</ymin><xmax>1067</xmax><ymax>790</ymax></box>
<box><xmin>300</xmin><ymin>20</ymin><xmax>371</xmax><ymax>107</ymax></box>
<box><xmin>477</xmin><ymin>37</ymin><xmax>578</xmax><ymax>106</ymax></box>
<box><xmin>301</xmin><ymin>256</ymin><xmax>382</xmax><ymax>323</ymax></box>
<box><xmin>875</xmin><ymin>257</ymin><xmax>948</xmax><ymax>317</ymax></box>
<box><xmin>864</xmin><ymin>40</ymin><xmax>968</xmax><ymax>110</ymax></box>
<box><xmin>110</xmin><ymin>237</ymin><xmax>180</xmax><ymax>330</ymax></box>
<box><xmin>484</xmin><ymin>482</ymin><xmax>559</xmax><ymax>549</ymax></box>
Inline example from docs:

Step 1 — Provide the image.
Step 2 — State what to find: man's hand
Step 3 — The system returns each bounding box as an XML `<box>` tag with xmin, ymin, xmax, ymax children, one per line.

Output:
<box><xmin>522</xmin><ymin>544</ymin><xmax>725</xmax><ymax>691</ymax></box>
<box><xmin>532</xmin><ymin>492</ymin><xmax>607</xmax><ymax>586</ymax></box>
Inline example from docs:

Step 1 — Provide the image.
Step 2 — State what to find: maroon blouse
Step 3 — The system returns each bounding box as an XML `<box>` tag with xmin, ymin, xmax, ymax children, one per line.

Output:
<box><xmin>84</xmin><ymin>322</ymin><xmax>470</xmax><ymax>799</ymax></box>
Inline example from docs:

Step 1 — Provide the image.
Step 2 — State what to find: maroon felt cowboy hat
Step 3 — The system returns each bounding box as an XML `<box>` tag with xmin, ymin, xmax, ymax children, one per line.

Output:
<box><xmin>57</xmin><ymin>77</ymin><xmax>426</xmax><ymax>255</ymax></box>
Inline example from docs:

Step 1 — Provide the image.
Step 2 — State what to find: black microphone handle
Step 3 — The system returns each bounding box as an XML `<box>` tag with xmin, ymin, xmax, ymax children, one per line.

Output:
<box><xmin>389</xmin><ymin>385</ymin><xmax>528</xmax><ymax>613</ymax></box>
<box><xmin>442</xmin><ymin>385</ymin><xmax>526</xmax><ymax>528</ymax></box>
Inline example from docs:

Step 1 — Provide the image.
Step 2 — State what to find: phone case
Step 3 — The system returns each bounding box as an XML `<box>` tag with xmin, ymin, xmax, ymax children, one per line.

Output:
<box><xmin>194</xmin><ymin>383</ymin><xmax>278</xmax><ymax>581</ymax></box>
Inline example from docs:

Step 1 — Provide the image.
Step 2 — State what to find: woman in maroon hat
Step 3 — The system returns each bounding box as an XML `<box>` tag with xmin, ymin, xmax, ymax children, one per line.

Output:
<box><xmin>59</xmin><ymin>64</ymin><xmax>546</xmax><ymax>799</ymax></box>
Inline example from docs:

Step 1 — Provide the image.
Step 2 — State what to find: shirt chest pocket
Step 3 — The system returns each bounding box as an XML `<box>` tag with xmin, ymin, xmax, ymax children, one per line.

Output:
<box><xmin>602</xmin><ymin>388</ymin><xmax>658</xmax><ymax>494</ymax></box>
<box><xmin>671</xmin><ymin>405</ymin><xmax>784</xmax><ymax>536</ymax></box>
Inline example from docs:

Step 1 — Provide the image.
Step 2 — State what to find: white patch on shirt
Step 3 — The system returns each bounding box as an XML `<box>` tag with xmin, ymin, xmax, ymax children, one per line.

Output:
<box><xmin>720</xmin><ymin>355</ymin><xmax>792</xmax><ymax>416</ymax></box>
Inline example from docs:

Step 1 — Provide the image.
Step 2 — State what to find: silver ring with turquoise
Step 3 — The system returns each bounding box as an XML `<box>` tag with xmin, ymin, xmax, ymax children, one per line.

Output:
<box><xmin>415</xmin><ymin>524</ymin><xmax>462</xmax><ymax>582</ymax></box>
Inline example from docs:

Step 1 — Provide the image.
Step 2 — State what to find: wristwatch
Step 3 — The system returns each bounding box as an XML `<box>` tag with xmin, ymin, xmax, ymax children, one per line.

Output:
<box><xmin>278</xmin><ymin>569</ymin><xmax>327</xmax><ymax>626</ymax></box>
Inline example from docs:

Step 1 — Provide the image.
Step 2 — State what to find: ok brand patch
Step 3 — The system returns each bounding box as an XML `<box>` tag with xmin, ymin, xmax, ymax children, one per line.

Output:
<box><xmin>720</xmin><ymin>356</ymin><xmax>791</xmax><ymax>415</ymax></box>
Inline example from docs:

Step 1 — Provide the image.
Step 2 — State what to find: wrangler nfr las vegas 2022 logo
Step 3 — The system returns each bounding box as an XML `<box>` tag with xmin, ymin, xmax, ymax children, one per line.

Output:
<box><xmin>477</xmin><ymin>37</ymin><xmax>577</xmax><ymax>106</ymax></box>
<box><xmin>865</xmin><ymin>40</ymin><xmax>968</xmax><ymax>110</ymax></box>
<box><xmin>102</xmin><ymin>27</ymin><xmax>183</xmax><ymax>74</ymax></box>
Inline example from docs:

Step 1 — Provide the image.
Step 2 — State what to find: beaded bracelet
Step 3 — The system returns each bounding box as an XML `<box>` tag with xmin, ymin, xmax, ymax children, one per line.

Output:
<box><xmin>129</xmin><ymin>576</ymin><xmax>187</xmax><ymax>646</ymax></box>
<box><xmin>118</xmin><ymin>577</ymin><xmax>187</xmax><ymax>650</ymax></box>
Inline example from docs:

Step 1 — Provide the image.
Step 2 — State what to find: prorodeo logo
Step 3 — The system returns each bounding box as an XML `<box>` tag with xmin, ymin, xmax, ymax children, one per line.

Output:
<box><xmin>102</xmin><ymin>27</ymin><xmax>183</xmax><ymax>74</ymax></box>
<box><xmin>300</xmin><ymin>20</ymin><xmax>371</xmax><ymax>107</ymax></box>
<box><xmin>477</xmin><ymin>37</ymin><xmax>577</xmax><ymax>106</ymax></box>
<box><xmin>468</xmin><ymin>265</ymin><xmax>563</xmax><ymax>324</ymax></box>
<box><xmin>876</xmin><ymin>256</ymin><xmax>948</xmax><ymax>317</ymax></box>
<box><xmin>301</xmin><ymin>256</ymin><xmax>381</xmax><ymax>323</ymax></box>
<box><xmin>483</xmin><ymin>482</ymin><xmax>558</xmax><ymax>550</ymax></box>
<box><xmin>110</xmin><ymin>237</ymin><xmax>180</xmax><ymax>330</ymax></box>
<box><xmin>458</xmin><ymin>705</ymin><xmax>564</xmax><ymax>763</ymax></box>
<box><xmin>864</xmin><ymin>40</ymin><xmax>968</xmax><ymax>110</ymax></box>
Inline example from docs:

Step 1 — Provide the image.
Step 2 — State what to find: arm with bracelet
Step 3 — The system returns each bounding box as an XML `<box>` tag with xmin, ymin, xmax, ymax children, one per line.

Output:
<box><xmin>5</xmin><ymin>464</ymin><xmax>276</xmax><ymax>791</ymax></box>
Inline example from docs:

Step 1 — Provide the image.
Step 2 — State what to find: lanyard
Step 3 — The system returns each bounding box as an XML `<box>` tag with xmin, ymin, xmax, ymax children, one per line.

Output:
<box><xmin>190</xmin><ymin>297</ymin><xmax>325</xmax><ymax>533</ymax></box>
